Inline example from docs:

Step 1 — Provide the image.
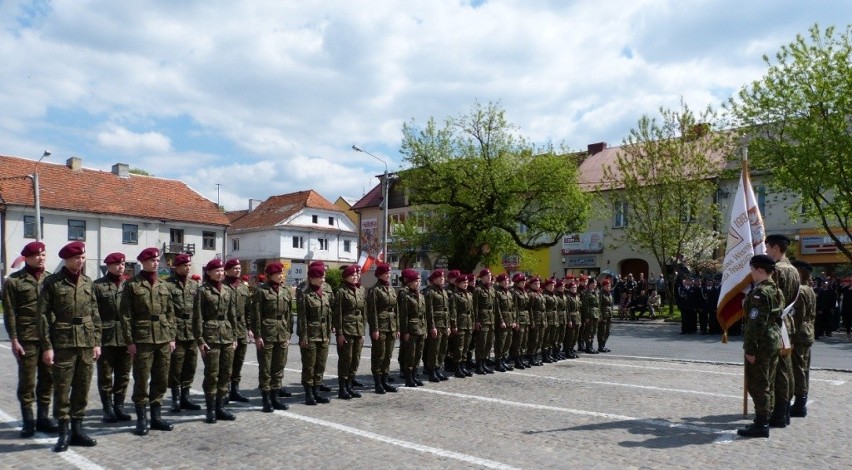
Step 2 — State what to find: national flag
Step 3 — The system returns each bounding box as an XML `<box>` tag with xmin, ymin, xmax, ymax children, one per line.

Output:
<box><xmin>358</xmin><ymin>250</ymin><xmax>376</xmax><ymax>273</ymax></box>
<box><xmin>716</xmin><ymin>160</ymin><xmax>766</xmax><ymax>342</ymax></box>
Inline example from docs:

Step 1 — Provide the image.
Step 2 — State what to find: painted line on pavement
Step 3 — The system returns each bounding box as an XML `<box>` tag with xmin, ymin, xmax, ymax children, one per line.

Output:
<box><xmin>0</xmin><ymin>408</ymin><xmax>105</xmax><ymax>470</ymax></box>
<box><xmin>507</xmin><ymin>370</ymin><xmax>742</xmax><ymax>399</ymax></box>
<box><xmin>573</xmin><ymin>357</ymin><xmax>846</xmax><ymax>385</ymax></box>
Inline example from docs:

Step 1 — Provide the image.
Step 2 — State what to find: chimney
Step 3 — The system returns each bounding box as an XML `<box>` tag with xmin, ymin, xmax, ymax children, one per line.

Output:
<box><xmin>66</xmin><ymin>157</ymin><xmax>82</xmax><ymax>171</ymax></box>
<box><xmin>587</xmin><ymin>142</ymin><xmax>607</xmax><ymax>155</ymax></box>
<box><xmin>249</xmin><ymin>199</ymin><xmax>263</xmax><ymax>211</ymax></box>
<box><xmin>112</xmin><ymin>163</ymin><xmax>130</xmax><ymax>178</ymax></box>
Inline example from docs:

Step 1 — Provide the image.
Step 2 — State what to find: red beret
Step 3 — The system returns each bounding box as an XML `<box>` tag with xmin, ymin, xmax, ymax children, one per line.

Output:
<box><xmin>466</xmin><ymin>274</ymin><xmax>475</xmax><ymax>283</ymax></box>
<box><xmin>375</xmin><ymin>263</ymin><xmax>391</xmax><ymax>276</ymax></box>
<box><xmin>136</xmin><ymin>247</ymin><xmax>159</xmax><ymax>261</ymax></box>
<box><xmin>544</xmin><ymin>278</ymin><xmax>556</xmax><ymax>287</ymax></box>
<box><xmin>241</xmin><ymin>275</ymin><xmax>249</xmax><ymax>282</ymax></box>
<box><xmin>512</xmin><ymin>273</ymin><xmax>526</xmax><ymax>283</ymax></box>
<box><xmin>429</xmin><ymin>269</ymin><xmax>444</xmax><ymax>281</ymax></box>
<box><xmin>401</xmin><ymin>268</ymin><xmax>419</xmax><ymax>283</ymax></box>
<box><xmin>342</xmin><ymin>264</ymin><xmax>359</xmax><ymax>278</ymax></box>
<box><xmin>602</xmin><ymin>279</ymin><xmax>611</xmax><ymax>286</ymax></box>
<box><xmin>21</xmin><ymin>241</ymin><xmax>45</xmax><ymax>257</ymax></box>
<box><xmin>555</xmin><ymin>280</ymin><xmax>564</xmax><ymax>288</ymax></box>
<box><xmin>495</xmin><ymin>274</ymin><xmax>508</xmax><ymax>283</ymax></box>
<box><xmin>529</xmin><ymin>276</ymin><xmax>541</xmax><ymax>284</ymax></box>
<box><xmin>104</xmin><ymin>252</ymin><xmax>125</xmax><ymax>265</ymax></box>
<box><xmin>447</xmin><ymin>269</ymin><xmax>460</xmax><ymax>280</ymax></box>
<box><xmin>455</xmin><ymin>275</ymin><xmax>468</xmax><ymax>284</ymax></box>
<box><xmin>308</xmin><ymin>265</ymin><xmax>326</xmax><ymax>279</ymax></box>
<box><xmin>224</xmin><ymin>259</ymin><xmax>240</xmax><ymax>270</ymax></box>
<box><xmin>309</xmin><ymin>260</ymin><xmax>325</xmax><ymax>268</ymax></box>
<box><xmin>205</xmin><ymin>259</ymin><xmax>224</xmax><ymax>271</ymax></box>
<box><xmin>59</xmin><ymin>241</ymin><xmax>86</xmax><ymax>259</ymax></box>
<box><xmin>173</xmin><ymin>254</ymin><xmax>192</xmax><ymax>266</ymax></box>
<box><xmin>565</xmin><ymin>274</ymin><xmax>575</xmax><ymax>280</ymax></box>
<box><xmin>478</xmin><ymin>268</ymin><xmax>491</xmax><ymax>278</ymax></box>
<box><xmin>257</xmin><ymin>274</ymin><xmax>266</xmax><ymax>282</ymax></box>
<box><xmin>265</xmin><ymin>262</ymin><xmax>284</xmax><ymax>275</ymax></box>
<box><xmin>567</xmin><ymin>281</ymin><xmax>577</xmax><ymax>287</ymax></box>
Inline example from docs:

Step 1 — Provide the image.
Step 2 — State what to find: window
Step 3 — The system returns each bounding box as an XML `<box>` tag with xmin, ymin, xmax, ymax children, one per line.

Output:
<box><xmin>292</xmin><ymin>236</ymin><xmax>304</xmax><ymax>249</ymax></box>
<box><xmin>232</xmin><ymin>238</ymin><xmax>240</xmax><ymax>251</ymax></box>
<box><xmin>23</xmin><ymin>216</ymin><xmax>43</xmax><ymax>239</ymax></box>
<box><xmin>343</xmin><ymin>240</ymin><xmax>351</xmax><ymax>253</ymax></box>
<box><xmin>389</xmin><ymin>213</ymin><xmax>407</xmax><ymax>234</ymax></box>
<box><xmin>170</xmin><ymin>228</ymin><xmax>184</xmax><ymax>244</ymax></box>
<box><xmin>68</xmin><ymin>219</ymin><xmax>86</xmax><ymax>241</ymax></box>
<box><xmin>613</xmin><ymin>201</ymin><xmax>629</xmax><ymax>228</ymax></box>
<box><xmin>202</xmin><ymin>231</ymin><xmax>216</xmax><ymax>250</ymax></box>
<box><xmin>756</xmin><ymin>186</ymin><xmax>767</xmax><ymax>216</ymax></box>
<box><xmin>312</xmin><ymin>215</ymin><xmax>318</xmax><ymax>224</ymax></box>
<box><xmin>328</xmin><ymin>216</ymin><xmax>334</xmax><ymax>226</ymax></box>
<box><xmin>122</xmin><ymin>224</ymin><xmax>138</xmax><ymax>245</ymax></box>
<box><xmin>318</xmin><ymin>238</ymin><xmax>329</xmax><ymax>251</ymax></box>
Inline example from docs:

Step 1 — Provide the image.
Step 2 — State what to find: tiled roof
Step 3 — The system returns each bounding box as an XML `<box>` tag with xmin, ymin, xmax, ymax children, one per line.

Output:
<box><xmin>0</xmin><ymin>155</ymin><xmax>229</xmax><ymax>226</ymax></box>
<box><xmin>351</xmin><ymin>183</ymin><xmax>383</xmax><ymax>210</ymax></box>
<box><xmin>228</xmin><ymin>189</ymin><xmax>346</xmax><ymax>231</ymax></box>
<box><xmin>225</xmin><ymin>210</ymin><xmax>249</xmax><ymax>223</ymax></box>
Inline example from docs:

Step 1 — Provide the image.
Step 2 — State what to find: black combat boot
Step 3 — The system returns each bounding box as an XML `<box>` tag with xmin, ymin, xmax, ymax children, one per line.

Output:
<box><xmin>483</xmin><ymin>360</ymin><xmax>494</xmax><ymax>374</ymax></box>
<box><xmin>785</xmin><ymin>402</ymin><xmax>791</xmax><ymax>425</ymax></box>
<box><xmin>504</xmin><ymin>358</ymin><xmax>514</xmax><ymax>371</ymax></box>
<box><xmin>271</xmin><ymin>390</ymin><xmax>288</xmax><ymax>410</ymax></box>
<box><xmin>134</xmin><ymin>404</ymin><xmax>149</xmax><ymax>435</ymax></box>
<box><xmin>338</xmin><ymin>378</ymin><xmax>352</xmax><ymax>399</ymax></box>
<box><xmin>429</xmin><ymin>368</ymin><xmax>441</xmax><ymax>382</ymax></box>
<box><xmin>586</xmin><ymin>341</ymin><xmax>598</xmax><ymax>354</ymax></box>
<box><xmin>229</xmin><ymin>381</ymin><xmax>249</xmax><ymax>403</ymax></box>
<box><xmin>768</xmin><ymin>404</ymin><xmax>787</xmax><ymax>428</ymax></box>
<box><xmin>461</xmin><ymin>362</ymin><xmax>473</xmax><ymax>377</ymax></box>
<box><xmin>313</xmin><ymin>386</ymin><xmax>330</xmax><ymax>404</ymax></box>
<box><xmin>351</xmin><ymin>377</ymin><xmax>365</xmax><ymax>387</ymax></box>
<box><xmin>170</xmin><ymin>388</ymin><xmax>181</xmax><ymax>413</ymax></box>
<box><xmin>381</xmin><ymin>374</ymin><xmax>398</xmax><ymax>393</ymax></box>
<box><xmin>318</xmin><ymin>383</ymin><xmax>332</xmax><ymax>392</ymax></box>
<box><xmin>215</xmin><ymin>397</ymin><xmax>236</xmax><ymax>420</ymax></box>
<box><xmin>68</xmin><ymin>418</ymin><xmax>97</xmax><ymax>447</ymax></box>
<box><xmin>437</xmin><ymin>367</ymin><xmax>449</xmax><ymax>380</ymax></box>
<box><xmin>278</xmin><ymin>386</ymin><xmax>293</xmax><ymax>398</ymax></box>
<box><xmin>180</xmin><ymin>387</ymin><xmax>201</xmax><ymax>411</ymax></box>
<box><xmin>600</xmin><ymin>342</ymin><xmax>611</xmax><ymax>353</ymax></box>
<box><xmin>347</xmin><ymin>379</ymin><xmax>362</xmax><ymax>398</ymax></box>
<box><xmin>454</xmin><ymin>362</ymin><xmax>467</xmax><ymax>378</ymax></box>
<box><xmin>737</xmin><ymin>415</ymin><xmax>770</xmax><ymax>438</ymax></box>
<box><xmin>205</xmin><ymin>396</ymin><xmax>217</xmax><ymax>422</ymax></box>
<box><xmin>36</xmin><ymin>403</ymin><xmax>59</xmax><ymax>433</ymax></box>
<box><xmin>150</xmin><ymin>403</ymin><xmax>174</xmax><ymax>431</ymax></box>
<box><xmin>53</xmin><ymin>419</ymin><xmax>69</xmax><ymax>453</ymax></box>
<box><xmin>514</xmin><ymin>357</ymin><xmax>526</xmax><ymax>370</ymax></box>
<box><xmin>404</xmin><ymin>369</ymin><xmax>417</xmax><ymax>388</ymax></box>
<box><xmin>412</xmin><ymin>368</ymin><xmax>424</xmax><ymax>386</ymax></box>
<box><xmin>20</xmin><ymin>407</ymin><xmax>35</xmax><ymax>438</ymax></box>
<box><xmin>790</xmin><ymin>395</ymin><xmax>807</xmax><ymax>417</ymax></box>
<box><xmin>303</xmin><ymin>385</ymin><xmax>317</xmax><ymax>406</ymax></box>
<box><xmin>100</xmin><ymin>391</ymin><xmax>117</xmax><ymax>423</ymax></box>
<box><xmin>374</xmin><ymin>374</ymin><xmax>386</xmax><ymax>394</ymax></box>
<box><xmin>542</xmin><ymin>348</ymin><xmax>553</xmax><ymax>363</ymax></box>
<box><xmin>113</xmin><ymin>394</ymin><xmax>132</xmax><ymax>421</ymax></box>
<box><xmin>475</xmin><ymin>360</ymin><xmax>487</xmax><ymax>375</ymax></box>
<box><xmin>261</xmin><ymin>391</ymin><xmax>273</xmax><ymax>413</ymax></box>
<box><xmin>495</xmin><ymin>359</ymin><xmax>507</xmax><ymax>372</ymax></box>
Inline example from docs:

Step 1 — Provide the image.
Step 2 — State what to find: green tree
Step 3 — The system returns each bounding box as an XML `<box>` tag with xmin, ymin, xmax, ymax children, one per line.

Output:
<box><xmin>129</xmin><ymin>168</ymin><xmax>151</xmax><ymax>176</ymax></box>
<box><xmin>598</xmin><ymin>100</ymin><xmax>734</xmax><ymax>315</ymax></box>
<box><xmin>729</xmin><ymin>24</ymin><xmax>852</xmax><ymax>262</ymax></box>
<box><xmin>399</xmin><ymin>101</ymin><xmax>589</xmax><ymax>272</ymax></box>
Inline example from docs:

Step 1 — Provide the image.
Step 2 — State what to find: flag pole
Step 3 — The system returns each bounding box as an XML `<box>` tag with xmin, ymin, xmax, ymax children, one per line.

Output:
<box><xmin>741</xmin><ymin>145</ymin><xmax>749</xmax><ymax>418</ymax></box>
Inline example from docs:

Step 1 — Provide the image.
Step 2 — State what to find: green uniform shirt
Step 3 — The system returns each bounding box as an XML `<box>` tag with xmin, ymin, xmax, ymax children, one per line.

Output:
<box><xmin>3</xmin><ymin>268</ymin><xmax>50</xmax><ymax>341</ymax></box>
<box><xmin>528</xmin><ymin>290</ymin><xmax>546</xmax><ymax>326</ymax></box>
<box><xmin>93</xmin><ymin>275</ymin><xmax>127</xmax><ymax>347</ymax></box>
<box><xmin>193</xmin><ymin>282</ymin><xmax>236</xmax><ymax>346</ymax></box>
<box><xmin>543</xmin><ymin>291</ymin><xmax>557</xmax><ymax>327</ymax></box>
<box><xmin>165</xmin><ymin>275</ymin><xmax>198</xmax><ymax>342</ymax></box>
<box><xmin>743</xmin><ymin>279</ymin><xmax>783</xmax><ymax>356</ymax></box>
<box><xmin>121</xmin><ymin>274</ymin><xmax>176</xmax><ymax>345</ymax></box>
<box><xmin>333</xmin><ymin>284</ymin><xmax>366</xmax><ymax>336</ymax></box>
<box><xmin>398</xmin><ymin>287</ymin><xmax>426</xmax><ymax>336</ymax></box>
<box><xmin>366</xmin><ymin>282</ymin><xmax>398</xmax><ymax>333</ymax></box>
<box><xmin>227</xmin><ymin>280</ymin><xmax>251</xmax><ymax>340</ymax></box>
<box><xmin>38</xmin><ymin>270</ymin><xmax>101</xmax><ymax>350</ymax></box>
<box><xmin>581</xmin><ymin>290</ymin><xmax>601</xmax><ymax>320</ymax></box>
<box><xmin>298</xmin><ymin>286</ymin><xmax>332</xmax><ymax>342</ymax></box>
<box><xmin>450</xmin><ymin>289</ymin><xmax>473</xmax><ymax>330</ymax></box>
<box><xmin>424</xmin><ymin>285</ymin><xmax>450</xmax><ymax>330</ymax></box>
<box><xmin>792</xmin><ymin>284</ymin><xmax>817</xmax><ymax>346</ymax></box>
<box><xmin>251</xmin><ymin>283</ymin><xmax>294</xmax><ymax>343</ymax></box>
<box><xmin>565</xmin><ymin>294</ymin><xmax>582</xmax><ymax>323</ymax></box>
<box><xmin>496</xmin><ymin>286</ymin><xmax>514</xmax><ymax>325</ymax></box>
<box><xmin>474</xmin><ymin>284</ymin><xmax>496</xmax><ymax>325</ymax></box>
<box><xmin>510</xmin><ymin>286</ymin><xmax>530</xmax><ymax>326</ymax></box>
<box><xmin>599</xmin><ymin>290</ymin><xmax>615</xmax><ymax>319</ymax></box>
<box><xmin>773</xmin><ymin>257</ymin><xmax>800</xmax><ymax>337</ymax></box>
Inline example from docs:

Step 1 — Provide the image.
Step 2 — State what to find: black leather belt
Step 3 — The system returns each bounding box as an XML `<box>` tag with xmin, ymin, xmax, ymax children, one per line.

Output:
<box><xmin>217</xmin><ymin>315</ymin><xmax>226</xmax><ymax>321</ymax></box>
<box><xmin>150</xmin><ymin>315</ymin><xmax>160</xmax><ymax>321</ymax></box>
<box><xmin>71</xmin><ymin>317</ymin><xmax>83</xmax><ymax>325</ymax></box>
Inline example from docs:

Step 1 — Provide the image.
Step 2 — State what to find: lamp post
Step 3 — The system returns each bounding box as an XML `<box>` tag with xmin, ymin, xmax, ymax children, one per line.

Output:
<box><xmin>32</xmin><ymin>150</ymin><xmax>51</xmax><ymax>241</ymax></box>
<box><xmin>352</xmin><ymin>145</ymin><xmax>389</xmax><ymax>263</ymax></box>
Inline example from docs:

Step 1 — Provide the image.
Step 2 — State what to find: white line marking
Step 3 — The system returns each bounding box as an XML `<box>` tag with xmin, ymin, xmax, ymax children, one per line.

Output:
<box><xmin>401</xmin><ymin>387</ymin><xmax>735</xmax><ymax>439</ymax></box>
<box><xmin>507</xmin><ymin>370</ymin><xmax>742</xmax><ymax>399</ymax></box>
<box><xmin>0</xmin><ymin>408</ymin><xmax>105</xmax><ymax>470</ymax></box>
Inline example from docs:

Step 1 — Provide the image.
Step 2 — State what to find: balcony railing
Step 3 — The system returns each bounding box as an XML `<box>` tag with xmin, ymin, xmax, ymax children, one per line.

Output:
<box><xmin>163</xmin><ymin>243</ymin><xmax>196</xmax><ymax>255</ymax></box>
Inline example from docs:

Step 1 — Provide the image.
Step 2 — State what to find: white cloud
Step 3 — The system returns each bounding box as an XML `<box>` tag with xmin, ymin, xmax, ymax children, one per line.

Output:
<box><xmin>96</xmin><ymin>126</ymin><xmax>172</xmax><ymax>154</ymax></box>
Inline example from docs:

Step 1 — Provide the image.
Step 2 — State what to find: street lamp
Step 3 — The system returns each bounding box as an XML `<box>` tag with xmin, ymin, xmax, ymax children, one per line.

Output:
<box><xmin>352</xmin><ymin>145</ymin><xmax>389</xmax><ymax>264</ymax></box>
<box><xmin>32</xmin><ymin>150</ymin><xmax>51</xmax><ymax>241</ymax></box>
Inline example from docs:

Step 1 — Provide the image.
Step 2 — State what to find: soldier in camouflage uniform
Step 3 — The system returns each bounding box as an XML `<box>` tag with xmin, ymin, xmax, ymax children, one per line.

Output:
<box><xmin>737</xmin><ymin>254</ymin><xmax>783</xmax><ymax>438</ymax></box>
<box><xmin>251</xmin><ymin>262</ymin><xmax>293</xmax><ymax>412</ymax></box>
<box><xmin>541</xmin><ymin>278</ymin><xmax>557</xmax><ymax>363</ymax></box>
<box><xmin>526</xmin><ymin>277</ymin><xmax>546</xmax><ymax>366</ymax></box>
<box><xmin>121</xmin><ymin>247</ymin><xmax>177</xmax><ymax>435</ymax></box>
<box><xmin>493</xmin><ymin>274</ymin><xmax>515</xmax><ymax>371</ymax></box>
<box><xmin>93</xmin><ymin>252</ymin><xmax>132</xmax><ymax>423</ymax></box>
<box><xmin>194</xmin><ymin>258</ymin><xmax>239</xmax><ymax>422</ymax></box>
<box><xmin>334</xmin><ymin>265</ymin><xmax>367</xmax><ymax>399</ymax></box>
<box><xmin>298</xmin><ymin>264</ymin><xmax>333</xmax><ymax>405</ymax></box>
<box><xmin>296</xmin><ymin>260</ymin><xmax>334</xmax><ymax>394</ymax></box>
<box><xmin>423</xmin><ymin>269</ymin><xmax>451</xmax><ymax>382</ymax></box>
<box><xmin>398</xmin><ymin>268</ymin><xmax>426</xmax><ymax>387</ymax></box>
<box><xmin>554</xmin><ymin>280</ymin><xmax>567</xmax><ymax>360</ymax></box>
<box><xmin>39</xmin><ymin>241</ymin><xmax>101</xmax><ymax>452</ymax></box>
<box><xmin>790</xmin><ymin>260</ymin><xmax>816</xmax><ymax>418</ymax></box>
<box><xmin>366</xmin><ymin>263</ymin><xmax>399</xmax><ymax>393</ymax></box>
<box><xmin>509</xmin><ymin>273</ymin><xmax>529</xmax><ymax>369</ymax></box>
<box><xmin>165</xmin><ymin>253</ymin><xmax>201</xmax><ymax>413</ymax></box>
<box><xmin>224</xmin><ymin>259</ymin><xmax>252</xmax><ymax>403</ymax></box>
<box><xmin>597</xmin><ymin>279</ymin><xmax>615</xmax><ymax>353</ymax></box>
<box><xmin>765</xmin><ymin>234</ymin><xmax>799</xmax><ymax>428</ymax></box>
<box><xmin>3</xmin><ymin>241</ymin><xmax>58</xmax><ymax>438</ymax></box>
<box><xmin>474</xmin><ymin>269</ymin><xmax>497</xmax><ymax>374</ymax></box>
<box><xmin>449</xmin><ymin>274</ymin><xmax>474</xmax><ymax>377</ymax></box>
<box><xmin>563</xmin><ymin>280</ymin><xmax>582</xmax><ymax>359</ymax></box>
<box><xmin>581</xmin><ymin>278</ymin><xmax>600</xmax><ymax>354</ymax></box>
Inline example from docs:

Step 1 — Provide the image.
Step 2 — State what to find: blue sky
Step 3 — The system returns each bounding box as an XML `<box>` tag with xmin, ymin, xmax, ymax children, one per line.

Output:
<box><xmin>1</xmin><ymin>0</ymin><xmax>849</xmax><ymax>210</ymax></box>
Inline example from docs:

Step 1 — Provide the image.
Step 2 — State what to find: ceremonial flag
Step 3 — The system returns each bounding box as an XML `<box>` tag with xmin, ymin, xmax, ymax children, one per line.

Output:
<box><xmin>716</xmin><ymin>159</ymin><xmax>766</xmax><ymax>343</ymax></box>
